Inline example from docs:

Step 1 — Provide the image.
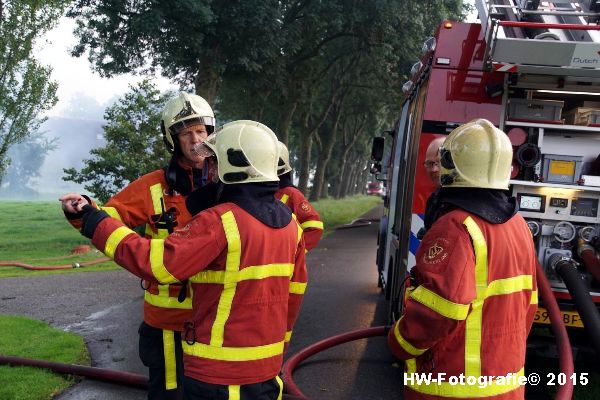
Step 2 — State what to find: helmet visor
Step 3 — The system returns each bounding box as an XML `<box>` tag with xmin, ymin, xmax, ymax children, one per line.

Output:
<box><xmin>192</xmin><ymin>132</ymin><xmax>217</xmax><ymax>158</ymax></box>
<box><xmin>171</xmin><ymin>116</ymin><xmax>216</xmax><ymax>134</ymax></box>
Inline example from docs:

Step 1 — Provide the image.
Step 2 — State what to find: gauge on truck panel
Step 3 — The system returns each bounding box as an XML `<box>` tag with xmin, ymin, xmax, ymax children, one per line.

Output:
<box><xmin>570</xmin><ymin>198</ymin><xmax>599</xmax><ymax>218</ymax></box>
<box><xmin>549</xmin><ymin>197</ymin><xmax>568</xmax><ymax>208</ymax></box>
<box><xmin>517</xmin><ymin>193</ymin><xmax>546</xmax><ymax>212</ymax></box>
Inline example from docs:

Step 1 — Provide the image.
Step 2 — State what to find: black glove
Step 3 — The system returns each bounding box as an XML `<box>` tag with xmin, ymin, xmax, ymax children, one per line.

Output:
<box><xmin>81</xmin><ymin>204</ymin><xmax>110</xmax><ymax>239</ymax></box>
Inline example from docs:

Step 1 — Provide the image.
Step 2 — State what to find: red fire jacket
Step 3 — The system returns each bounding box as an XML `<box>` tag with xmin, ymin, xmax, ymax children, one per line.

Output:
<box><xmin>388</xmin><ymin>209</ymin><xmax>538</xmax><ymax>400</ymax></box>
<box><xmin>67</xmin><ymin>166</ymin><xmax>201</xmax><ymax>331</ymax></box>
<box><xmin>90</xmin><ymin>202</ymin><xmax>307</xmax><ymax>385</ymax></box>
<box><xmin>276</xmin><ymin>186</ymin><xmax>323</xmax><ymax>251</ymax></box>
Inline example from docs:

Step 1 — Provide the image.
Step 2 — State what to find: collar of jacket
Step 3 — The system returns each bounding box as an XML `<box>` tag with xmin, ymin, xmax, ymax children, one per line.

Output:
<box><xmin>278</xmin><ymin>172</ymin><xmax>294</xmax><ymax>189</ymax></box>
<box><xmin>220</xmin><ymin>182</ymin><xmax>292</xmax><ymax>228</ymax></box>
<box><xmin>431</xmin><ymin>187</ymin><xmax>518</xmax><ymax>225</ymax></box>
<box><xmin>164</xmin><ymin>156</ymin><xmax>204</xmax><ymax>196</ymax></box>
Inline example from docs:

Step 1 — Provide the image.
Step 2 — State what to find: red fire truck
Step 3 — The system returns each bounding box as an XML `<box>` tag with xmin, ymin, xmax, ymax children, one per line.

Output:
<box><xmin>372</xmin><ymin>0</ymin><xmax>600</xmax><ymax>357</ymax></box>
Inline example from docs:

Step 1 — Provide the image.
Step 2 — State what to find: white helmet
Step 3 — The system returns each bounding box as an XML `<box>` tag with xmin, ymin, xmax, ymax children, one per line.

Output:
<box><xmin>160</xmin><ymin>92</ymin><xmax>215</xmax><ymax>153</ymax></box>
<box><xmin>277</xmin><ymin>142</ymin><xmax>293</xmax><ymax>175</ymax></box>
<box><xmin>439</xmin><ymin>119</ymin><xmax>513</xmax><ymax>190</ymax></box>
<box><xmin>200</xmin><ymin>120</ymin><xmax>279</xmax><ymax>184</ymax></box>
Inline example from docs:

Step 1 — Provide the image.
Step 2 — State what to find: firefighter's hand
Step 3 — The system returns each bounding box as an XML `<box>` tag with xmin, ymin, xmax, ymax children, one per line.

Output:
<box><xmin>59</xmin><ymin>193</ymin><xmax>89</xmax><ymax>213</ymax></box>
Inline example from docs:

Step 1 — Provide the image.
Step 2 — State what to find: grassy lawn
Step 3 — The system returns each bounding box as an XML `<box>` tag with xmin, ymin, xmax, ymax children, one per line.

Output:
<box><xmin>0</xmin><ymin>315</ymin><xmax>89</xmax><ymax>400</ymax></box>
<box><xmin>312</xmin><ymin>195</ymin><xmax>382</xmax><ymax>236</ymax></box>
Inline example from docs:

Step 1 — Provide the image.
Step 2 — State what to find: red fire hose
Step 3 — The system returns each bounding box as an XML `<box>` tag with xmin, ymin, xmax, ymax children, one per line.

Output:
<box><xmin>0</xmin><ymin>257</ymin><xmax>109</xmax><ymax>270</ymax></box>
<box><xmin>0</xmin><ymin>356</ymin><xmax>148</xmax><ymax>388</ymax></box>
<box><xmin>581</xmin><ymin>249</ymin><xmax>600</xmax><ymax>285</ymax></box>
<box><xmin>281</xmin><ymin>265</ymin><xmax>574</xmax><ymax>400</ymax></box>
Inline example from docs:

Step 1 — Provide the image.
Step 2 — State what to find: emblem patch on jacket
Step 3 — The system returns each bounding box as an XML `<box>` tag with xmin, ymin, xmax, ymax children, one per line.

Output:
<box><xmin>421</xmin><ymin>238</ymin><xmax>450</xmax><ymax>265</ymax></box>
<box><xmin>300</xmin><ymin>202</ymin><xmax>311</xmax><ymax>212</ymax></box>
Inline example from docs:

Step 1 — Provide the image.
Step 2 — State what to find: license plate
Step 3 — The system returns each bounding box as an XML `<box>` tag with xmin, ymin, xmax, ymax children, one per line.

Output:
<box><xmin>534</xmin><ymin>307</ymin><xmax>584</xmax><ymax>328</ymax></box>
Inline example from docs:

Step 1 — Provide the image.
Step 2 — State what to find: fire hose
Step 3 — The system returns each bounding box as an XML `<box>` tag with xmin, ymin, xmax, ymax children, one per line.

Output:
<box><xmin>0</xmin><ymin>267</ymin><xmax>575</xmax><ymax>399</ymax></box>
<box><xmin>0</xmin><ymin>258</ymin><xmax>110</xmax><ymax>270</ymax></box>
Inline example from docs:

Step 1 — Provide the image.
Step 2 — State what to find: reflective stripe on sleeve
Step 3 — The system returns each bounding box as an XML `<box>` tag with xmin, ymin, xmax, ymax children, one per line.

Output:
<box><xmin>149</xmin><ymin>239</ymin><xmax>179</xmax><ymax>284</ymax></box>
<box><xmin>100</xmin><ymin>206</ymin><xmax>123</xmax><ymax>222</ymax></box>
<box><xmin>409</xmin><ymin>286</ymin><xmax>470</xmax><ymax>320</ymax></box>
<box><xmin>104</xmin><ymin>226</ymin><xmax>136</xmax><ymax>258</ymax></box>
<box><xmin>300</xmin><ymin>220</ymin><xmax>324</xmax><ymax>230</ymax></box>
<box><xmin>393</xmin><ymin>318</ymin><xmax>427</xmax><ymax>356</ymax></box>
<box><xmin>280</xmin><ymin>194</ymin><xmax>289</xmax><ymax>204</ymax></box>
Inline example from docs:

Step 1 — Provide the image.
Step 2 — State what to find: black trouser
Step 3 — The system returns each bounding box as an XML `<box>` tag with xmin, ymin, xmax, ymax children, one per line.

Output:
<box><xmin>183</xmin><ymin>375</ymin><xmax>283</xmax><ymax>400</ymax></box>
<box><xmin>138</xmin><ymin>322</ymin><xmax>184</xmax><ymax>400</ymax></box>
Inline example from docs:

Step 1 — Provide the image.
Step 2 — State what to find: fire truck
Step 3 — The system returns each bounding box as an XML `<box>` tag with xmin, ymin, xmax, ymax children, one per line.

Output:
<box><xmin>371</xmin><ymin>0</ymin><xmax>600</xmax><ymax>357</ymax></box>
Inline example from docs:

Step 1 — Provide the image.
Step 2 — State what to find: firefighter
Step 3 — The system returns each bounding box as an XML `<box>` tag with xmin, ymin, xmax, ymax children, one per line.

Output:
<box><xmin>70</xmin><ymin>120</ymin><xmax>307</xmax><ymax>400</ymax></box>
<box><xmin>418</xmin><ymin>136</ymin><xmax>446</xmax><ymax>239</ymax></box>
<box><xmin>388</xmin><ymin>119</ymin><xmax>538</xmax><ymax>400</ymax></box>
<box><xmin>276</xmin><ymin>142</ymin><xmax>324</xmax><ymax>251</ymax></box>
<box><xmin>424</xmin><ymin>136</ymin><xmax>445</xmax><ymax>188</ymax></box>
<box><xmin>59</xmin><ymin>92</ymin><xmax>216</xmax><ymax>400</ymax></box>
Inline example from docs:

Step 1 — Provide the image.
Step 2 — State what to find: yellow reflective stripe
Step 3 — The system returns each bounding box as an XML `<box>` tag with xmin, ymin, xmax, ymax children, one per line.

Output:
<box><xmin>189</xmin><ymin>264</ymin><xmax>294</xmax><ymax>284</ymax></box>
<box><xmin>463</xmin><ymin>216</ymin><xmax>488</xmax><ymax>378</ymax></box>
<box><xmin>292</xmin><ymin>214</ymin><xmax>302</xmax><ymax>244</ymax></box>
<box><xmin>409</xmin><ymin>286</ymin><xmax>470</xmax><ymax>320</ymax></box>
<box><xmin>280</xmin><ymin>194</ymin><xmax>289</xmax><ymax>204</ymax></box>
<box><xmin>210</xmin><ymin>211</ymin><xmax>241</xmax><ymax>348</ymax></box>
<box><xmin>182</xmin><ymin>340</ymin><xmax>285</xmax><ymax>362</ymax></box>
<box><xmin>276</xmin><ymin>375</ymin><xmax>284</xmax><ymax>400</ymax></box>
<box><xmin>289</xmin><ymin>281</ymin><xmax>307</xmax><ymax>294</ymax></box>
<box><xmin>393</xmin><ymin>318</ymin><xmax>427</xmax><ymax>356</ymax></box>
<box><xmin>144</xmin><ymin>290</ymin><xmax>192</xmax><ymax>309</ymax></box>
<box><xmin>104</xmin><ymin>226</ymin><xmax>135</xmax><ymax>258</ymax></box>
<box><xmin>531</xmin><ymin>290</ymin><xmax>538</xmax><ymax>305</ymax></box>
<box><xmin>228</xmin><ymin>385</ymin><xmax>240</xmax><ymax>400</ymax></box>
<box><xmin>284</xmin><ymin>330</ymin><xmax>293</xmax><ymax>343</ymax></box>
<box><xmin>405</xmin><ymin>358</ymin><xmax>417</xmax><ymax>374</ymax></box>
<box><xmin>162</xmin><ymin>330</ymin><xmax>177</xmax><ymax>390</ymax></box>
<box><xmin>406</xmin><ymin>367</ymin><xmax>524</xmax><ymax>397</ymax></box>
<box><xmin>149</xmin><ymin>183</ymin><xmax>164</xmax><ymax>214</ymax></box>
<box><xmin>300</xmin><ymin>220</ymin><xmax>324</xmax><ymax>230</ymax></box>
<box><xmin>100</xmin><ymin>206</ymin><xmax>123</xmax><ymax>222</ymax></box>
<box><xmin>150</xmin><ymin>239</ymin><xmax>179</xmax><ymax>284</ymax></box>
<box><xmin>486</xmin><ymin>275</ymin><xmax>532</xmax><ymax>298</ymax></box>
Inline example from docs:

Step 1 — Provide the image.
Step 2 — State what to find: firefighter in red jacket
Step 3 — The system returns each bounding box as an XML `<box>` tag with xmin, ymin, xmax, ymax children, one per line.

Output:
<box><xmin>276</xmin><ymin>142</ymin><xmax>323</xmax><ymax>251</ymax></box>
<box><xmin>71</xmin><ymin>120</ymin><xmax>307</xmax><ymax>400</ymax></box>
<box><xmin>388</xmin><ymin>119</ymin><xmax>538</xmax><ymax>400</ymax></box>
<box><xmin>59</xmin><ymin>92</ymin><xmax>216</xmax><ymax>400</ymax></box>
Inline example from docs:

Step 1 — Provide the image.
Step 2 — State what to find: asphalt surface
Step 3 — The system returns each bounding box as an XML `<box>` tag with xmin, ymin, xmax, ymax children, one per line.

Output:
<box><xmin>0</xmin><ymin>204</ymin><xmax>402</xmax><ymax>400</ymax></box>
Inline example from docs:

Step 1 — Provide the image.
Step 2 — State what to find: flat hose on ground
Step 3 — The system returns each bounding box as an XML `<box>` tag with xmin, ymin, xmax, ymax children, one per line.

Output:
<box><xmin>281</xmin><ymin>266</ymin><xmax>574</xmax><ymax>400</ymax></box>
<box><xmin>0</xmin><ymin>258</ymin><xmax>110</xmax><ymax>270</ymax></box>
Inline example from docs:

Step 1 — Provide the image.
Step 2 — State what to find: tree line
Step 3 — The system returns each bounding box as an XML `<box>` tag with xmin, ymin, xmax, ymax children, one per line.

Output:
<box><xmin>1</xmin><ymin>0</ymin><xmax>469</xmax><ymax>202</ymax></box>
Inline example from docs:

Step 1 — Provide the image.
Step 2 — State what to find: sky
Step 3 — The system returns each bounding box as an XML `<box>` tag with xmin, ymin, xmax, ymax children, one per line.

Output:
<box><xmin>36</xmin><ymin>17</ymin><xmax>176</xmax><ymax>120</ymax></box>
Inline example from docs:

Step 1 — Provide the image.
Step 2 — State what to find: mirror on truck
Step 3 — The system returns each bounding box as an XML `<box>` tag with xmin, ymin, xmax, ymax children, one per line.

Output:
<box><xmin>371</xmin><ymin>136</ymin><xmax>385</xmax><ymax>162</ymax></box>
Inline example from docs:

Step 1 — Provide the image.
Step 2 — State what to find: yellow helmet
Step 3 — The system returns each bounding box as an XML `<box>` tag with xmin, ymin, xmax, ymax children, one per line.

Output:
<box><xmin>202</xmin><ymin>120</ymin><xmax>279</xmax><ymax>184</ymax></box>
<box><xmin>160</xmin><ymin>92</ymin><xmax>215</xmax><ymax>153</ymax></box>
<box><xmin>277</xmin><ymin>142</ymin><xmax>293</xmax><ymax>175</ymax></box>
<box><xmin>439</xmin><ymin>119</ymin><xmax>513</xmax><ymax>190</ymax></box>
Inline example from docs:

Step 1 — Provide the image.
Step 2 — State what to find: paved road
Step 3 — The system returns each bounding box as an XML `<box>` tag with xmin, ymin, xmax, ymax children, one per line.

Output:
<box><xmin>0</xmin><ymin>204</ymin><xmax>402</xmax><ymax>399</ymax></box>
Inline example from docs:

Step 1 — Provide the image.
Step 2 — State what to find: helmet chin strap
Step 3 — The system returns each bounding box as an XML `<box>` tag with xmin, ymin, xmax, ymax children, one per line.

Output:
<box><xmin>440</xmin><ymin>171</ymin><xmax>457</xmax><ymax>186</ymax></box>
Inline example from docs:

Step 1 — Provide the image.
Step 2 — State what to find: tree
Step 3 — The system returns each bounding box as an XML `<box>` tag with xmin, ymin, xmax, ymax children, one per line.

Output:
<box><xmin>0</xmin><ymin>0</ymin><xmax>64</xmax><ymax>184</ymax></box>
<box><xmin>0</xmin><ymin>131</ymin><xmax>57</xmax><ymax>197</ymax></box>
<box><xmin>63</xmin><ymin>80</ymin><xmax>171</xmax><ymax>203</ymax></box>
<box><xmin>67</xmin><ymin>0</ymin><xmax>284</xmax><ymax>105</ymax></box>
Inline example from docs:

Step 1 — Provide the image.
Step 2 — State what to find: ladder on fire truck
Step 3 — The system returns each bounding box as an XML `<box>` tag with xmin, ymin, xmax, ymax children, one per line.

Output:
<box><xmin>475</xmin><ymin>0</ymin><xmax>600</xmax><ymax>83</ymax></box>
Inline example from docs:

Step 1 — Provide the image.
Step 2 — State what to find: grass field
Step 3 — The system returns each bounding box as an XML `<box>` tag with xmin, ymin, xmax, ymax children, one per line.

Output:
<box><xmin>0</xmin><ymin>195</ymin><xmax>383</xmax><ymax>277</ymax></box>
<box><xmin>0</xmin><ymin>316</ymin><xmax>89</xmax><ymax>400</ymax></box>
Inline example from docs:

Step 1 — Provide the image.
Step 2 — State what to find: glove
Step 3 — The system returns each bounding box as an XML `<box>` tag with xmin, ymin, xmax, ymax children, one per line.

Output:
<box><xmin>80</xmin><ymin>204</ymin><xmax>110</xmax><ymax>239</ymax></box>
